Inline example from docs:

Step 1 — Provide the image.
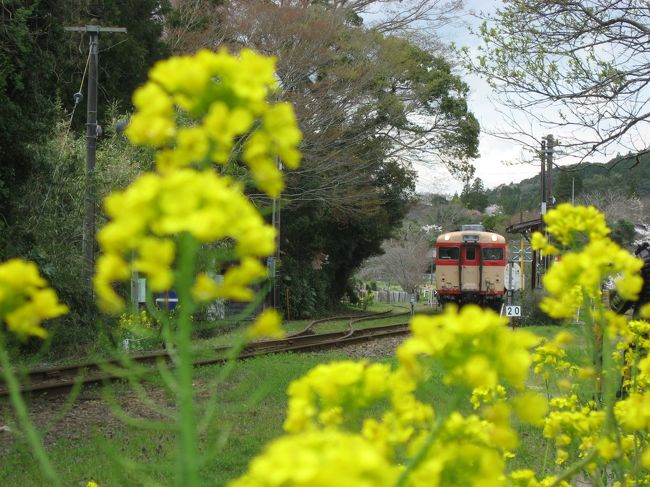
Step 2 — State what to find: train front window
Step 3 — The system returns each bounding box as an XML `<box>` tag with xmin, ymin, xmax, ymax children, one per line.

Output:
<box><xmin>465</xmin><ymin>246</ymin><xmax>476</xmax><ymax>260</ymax></box>
<box><xmin>438</xmin><ymin>247</ymin><xmax>459</xmax><ymax>260</ymax></box>
<box><xmin>482</xmin><ymin>248</ymin><xmax>504</xmax><ymax>261</ymax></box>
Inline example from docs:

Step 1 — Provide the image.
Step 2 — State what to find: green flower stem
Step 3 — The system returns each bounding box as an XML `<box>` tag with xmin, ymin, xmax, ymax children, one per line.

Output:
<box><xmin>394</xmin><ymin>389</ymin><xmax>462</xmax><ymax>487</ymax></box>
<box><xmin>0</xmin><ymin>332</ymin><xmax>61</xmax><ymax>487</ymax></box>
<box><xmin>394</xmin><ymin>415</ymin><xmax>444</xmax><ymax>487</ymax></box>
<box><xmin>198</xmin><ymin>338</ymin><xmax>247</xmax><ymax>433</ymax></box>
<box><xmin>550</xmin><ymin>449</ymin><xmax>597</xmax><ymax>487</ymax></box>
<box><xmin>542</xmin><ymin>438</ymin><xmax>551</xmax><ymax>475</ymax></box>
<box><xmin>175</xmin><ymin>233</ymin><xmax>200</xmax><ymax>487</ymax></box>
<box><xmin>599</xmin><ymin>305</ymin><xmax>625</xmax><ymax>482</ymax></box>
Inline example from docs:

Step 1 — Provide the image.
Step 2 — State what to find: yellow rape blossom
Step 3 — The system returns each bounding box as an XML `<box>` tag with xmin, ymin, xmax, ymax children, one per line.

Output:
<box><xmin>94</xmin><ymin>169</ymin><xmax>273</xmax><ymax>313</ymax></box>
<box><xmin>396</xmin><ymin>305</ymin><xmax>539</xmax><ymax>390</ymax></box>
<box><xmin>532</xmin><ymin>332</ymin><xmax>574</xmax><ymax>379</ymax></box>
<box><xmin>470</xmin><ymin>384</ymin><xmax>506</xmax><ymax>410</ymax></box>
<box><xmin>513</xmin><ymin>393</ymin><xmax>548</xmax><ymax>426</ymax></box>
<box><xmin>0</xmin><ymin>259</ymin><xmax>68</xmax><ymax>339</ymax></box>
<box><xmin>543</xmin><ymin>203</ymin><xmax>610</xmax><ymax>247</ymax></box>
<box><xmin>405</xmin><ymin>413</ymin><xmax>508</xmax><ymax>486</ymax></box>
<box><xmin>284</xmin><ymin>360</ymin><xmax>394</xmax><ymax>433</ymax></box>
<box><xmin>615</xmin><ymin>392</ymin><xmax>650</xmax><ymax>431</ymax></box>
<box><xmin>248</xmin><ymin>309</ymin><xmax>284</xmax><ymax>339</ymax></box>
<box><xmin>509</xmin><ymin>470</ymin><xmax>572</xmax><ymax>487</ymax></box>
<box><xmin>596</xmin><ymin>437</ymin><xmax>619</xmax><ymax>461</ymax></box>
<box><xmin>540</xmin><ymin>238</ymin><xmax>642</xmax><ymax>318</ymax></box>
<box><xmin>531</xmin><ymin>232</ymin><xmax>559</xmax><ymax>255</ymax></box>
<box><xmin>125</xmin><ymin>48</ymin><xmax>302</xmax><ymax>198</ymax></box>
<box><xmin>227</xmin><ymin>430</ymin><xmax>399</xmax><ymax>487</ymax></box>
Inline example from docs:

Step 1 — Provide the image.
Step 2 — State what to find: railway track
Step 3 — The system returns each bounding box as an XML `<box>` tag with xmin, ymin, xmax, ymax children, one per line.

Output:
<box><xmin>0</xmin><ymin>313</ymin><xmax>413</xmax><ymax>396</ymax></box>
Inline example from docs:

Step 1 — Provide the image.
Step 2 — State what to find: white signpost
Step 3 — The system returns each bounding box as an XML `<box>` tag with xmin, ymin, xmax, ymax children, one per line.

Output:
<box><xmin>505</xmin><ymin>305</ymin><xmax>521</xmax><ymax>317</ymax></box>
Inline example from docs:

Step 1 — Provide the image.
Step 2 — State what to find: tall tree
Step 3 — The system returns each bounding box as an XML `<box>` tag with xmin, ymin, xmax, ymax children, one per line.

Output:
<box><xmin>466</xmin><ymin>0</ymin><xmax>650</xmax><ymax>160</ymax></box>
<box><xmin>555</xmin><ymin>170</ymin><xmax>583</xmax><ymax>204</ymax></box>
<box><xmin>460</xmin><ymin>177</ymin><xmax>488</xmax><ymax>212</ymax></box>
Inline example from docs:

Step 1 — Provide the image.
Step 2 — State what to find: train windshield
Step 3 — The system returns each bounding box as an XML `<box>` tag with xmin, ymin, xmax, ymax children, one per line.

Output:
<box><xmin>482</xmin><ymin>247</ymin><xmax>504</xmax><ymax>261</ymax></box>
<box><xmin>465</xmin><ymin>246</ymin><xmax>476</xmax><ymax>260</ymax></box>
<box><xmin>438</xmin><ymin>246</ymin><xmax>460</xmax><ymax>260</ymax></box>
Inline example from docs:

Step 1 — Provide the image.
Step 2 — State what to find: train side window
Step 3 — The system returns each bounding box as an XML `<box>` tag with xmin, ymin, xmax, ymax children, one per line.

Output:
<box><xmin>482</xmin><ymin>248</ymin><xmax>504</xmax><ymax>260</ymax></box>
<box><xmin>465</xmin><ymin>246</ymin><xmax>476</xmax><ymax>260</ymax></box>
<box><xmin>439</xmin><ymin>247</ymin><xmax>459</xmax><ymax>260</ymax></box>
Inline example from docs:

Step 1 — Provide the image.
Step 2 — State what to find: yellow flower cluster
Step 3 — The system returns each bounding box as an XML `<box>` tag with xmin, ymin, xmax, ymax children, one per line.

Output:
<box><xmin>615</xmin><ymin>392</ymin><xmax>650</xmax><ymax>431</ymax></box>
<box><xmin>125</xmin><ymin>49</ymin><xmax>302</xmax><ymax>198</ymax></box>
<box><xmin>405</xmin><ymin>415</ymin><xmax>507</xmax><ymax>486</ymax></box>
<box><xmin>470</xmin><ymin>384</ymin><xmax>506</xmax><ymax>410</ymax></box>
<box><xmin>396</xmin><ymin>305</ymin><xmax>539</xmax><ymax>389</ymax></box>
<box><xmin>228</xmin><ymin>430</ymin><xmax>399</xmax><ymax>487</ymax></box>
<box><xmin>361</xmin><ymin>370</ymin><xmax>434</xmax><ymax>457</ymax></box>
<box><xmin>530</xmin><ymin>232</ymin><xmax>558</xmax><ymax>255</ymax></box>
<box><xmin>0</xmin><ymin>259</ymin><xmax>68</xmax><ymax>339</ymax></box>
<box><xmin>94</xmin><ymin>170</ymin><xmax>273</xmax><ymax>313</ymax></box>
<box><xmin>95</xmin><ymin>49</ymin><xmax>303</xmax><ymax>314</ymax></box>
<box><xmin>538</xmin><ymin>209</ymin><xmax>642</xmax><ymax>318</ymax></box>
<box><xmin>247</xmin><ymin>309</ymin><xmax>284</xmax><ymax>339</ymax></box>
<box><xmin>542</xmin><ymin>203</ymin><xmax>610</xmax><ymax>247</ymax></box>
<box><xmin>118</xmin><ymin>309</ymin><xmax>155</xmax><ymax>331</ymax></box>
<box><xmin>284</xmin><ymin>360</ymin><xmax>394</xmax><ymax>433</ymax></box>
<box><xmin>627</xmin><ymin>319</ymin><xmax>650</xmax><ymax>353</ymax></box>
<box><xmin>509</xmin><ymin>470</ymin><xmax>571</xmax><ymax>487</ymax></box>
<box><xmin>532</xmin><ymin>331</ymin><xmax>575</xmax><ymax>380</ymax></box>
<box><xmin>543</xmin><ymin>395</ymin><xmax>605</xmax><ymax>465</ymax></box>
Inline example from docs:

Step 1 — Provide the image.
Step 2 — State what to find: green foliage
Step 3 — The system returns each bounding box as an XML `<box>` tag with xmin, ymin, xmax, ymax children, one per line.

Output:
<box><xmin>0</xmin><ymin>1</ymin><xmax>63</xmax><ymax>224</ymax></box>
<box><xmin>555</xmin><ymin>170</ymin><xmax>582</xmax><ymax>204</ymax></box>
<box><xmin>0</xmin><ymin>1</ymin><xmax>169</xmax><ymax>232</ymax></box>
<box><xmin>1</xmin><ymin>117</ymin><xmax>154</xmax><ymax>355</ymax></box>
<box><xmin>280</xmin><ymin>265</ymin><xmax>330</xmax><ymax>319</ymax></box>
<box><xmin>460</xmin><ymin>177</ymin><xmax>488</xmax><ymax>212</ymax></box>
<box><xmin>609</xmin><ymin>219</ymin><xmax>636</xmax><ymax>247</ymax></box>
<box><xmin>0</xmin><ymin>351</ymin><xmax>350</xmax><ymax>486</ymax></box>
<box><xmin>481</xmin><ymin>213</ymin><xmax>510</xmax><ymax>235</ymax></box>
<box><xmin>281</xmin><ymin>160</ymin><xmax>417</xmax><ymax>316</ymax></box>
<box><xmin>517</xmin><ymin>290</ymin><xmax>562</xmax><ymax>327</ymax></box>
<box><xmin>115</xmin><ymin>309</ymin><xmax>162</xmax><ymax>352</ymax></box>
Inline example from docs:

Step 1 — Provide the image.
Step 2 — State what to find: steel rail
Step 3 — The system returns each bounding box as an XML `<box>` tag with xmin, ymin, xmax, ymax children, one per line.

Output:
<box><xmin>0</xmin><ymin>322</ymin><xmax>411</xmax><ymax>396</ymax></box>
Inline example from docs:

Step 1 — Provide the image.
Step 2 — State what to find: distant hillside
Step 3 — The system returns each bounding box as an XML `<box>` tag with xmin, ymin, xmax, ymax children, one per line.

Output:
<box><xmin>487</xmin><ymin>152</ymin><xmax>650</xmax><ymax>213</ymax></box>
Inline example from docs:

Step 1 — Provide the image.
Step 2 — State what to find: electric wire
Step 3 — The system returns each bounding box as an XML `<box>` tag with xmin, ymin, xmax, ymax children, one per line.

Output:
<box><xmin>63</xmin><ymin>40</ymin><xmax>93</xmax><ymax>143</ymax></box>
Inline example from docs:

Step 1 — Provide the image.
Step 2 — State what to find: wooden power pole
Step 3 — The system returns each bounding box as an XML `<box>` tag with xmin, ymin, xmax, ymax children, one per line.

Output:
<box><xmin>65</xmin><ymin>23</ymin><xmax>126</xmax><ymax>288</ymax></box>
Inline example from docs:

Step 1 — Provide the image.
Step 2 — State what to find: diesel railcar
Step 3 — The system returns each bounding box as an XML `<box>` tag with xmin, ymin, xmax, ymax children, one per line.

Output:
<box><xmin>435</xmin><ymin>224</ymin><xmax>507</xmax><ymax>310</ymax></box>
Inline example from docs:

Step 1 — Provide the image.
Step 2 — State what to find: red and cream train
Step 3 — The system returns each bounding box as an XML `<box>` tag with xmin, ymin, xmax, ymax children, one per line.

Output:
<box><xmin>434</xmin><ymin>224</ymin><xmax>507</xmax><ymax>311</ymax></box>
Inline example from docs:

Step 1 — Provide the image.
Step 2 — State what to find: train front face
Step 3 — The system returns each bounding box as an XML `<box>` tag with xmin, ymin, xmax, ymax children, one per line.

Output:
<box><xmin>435</xmin><ymin>229</ymin><xmax>507</xmax><ymax>309</ymax></box>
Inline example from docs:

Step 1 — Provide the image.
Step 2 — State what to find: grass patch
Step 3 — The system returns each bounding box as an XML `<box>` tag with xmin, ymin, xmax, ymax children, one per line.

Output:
<box><xmin>0</xmin><ymin>351</ymin><xmax>350</xmax><ymax>486</ymax></box>
<box><xmin>1</xmin><ymin>323</ymin><xmax>594</xmax><ymax>485</ymax></box>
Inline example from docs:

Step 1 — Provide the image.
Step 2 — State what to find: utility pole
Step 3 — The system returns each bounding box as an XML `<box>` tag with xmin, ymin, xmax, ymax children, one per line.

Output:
<box><xmin>545</xmin><ymin>134</ymin><xmax>554</xmax><ymax>207</ymax></box>
<box><xmin>65</xmin><ymin>23</ymin><xmax>127</xmax><ymax>288</ymax></box>
<box><xmin>540</xmin><ymin>138</ymin><xmax>547</xmax><ymax>215</ymax></box>
<box><xmin>538</xmin><ymin>134</ymin><xmax>556</xmax><ymax>285</ymax></box>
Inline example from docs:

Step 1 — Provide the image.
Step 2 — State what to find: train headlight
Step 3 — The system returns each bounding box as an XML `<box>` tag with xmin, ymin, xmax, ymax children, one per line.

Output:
<box><xmin>491</xmin><ymin>234</ymin><xmax>498</xmax><ymax>241</ymax></box>
<box><xmin>444</xmin><ymin>234</ymin><xmax>450</xmax><ymax>241</ymax></box>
